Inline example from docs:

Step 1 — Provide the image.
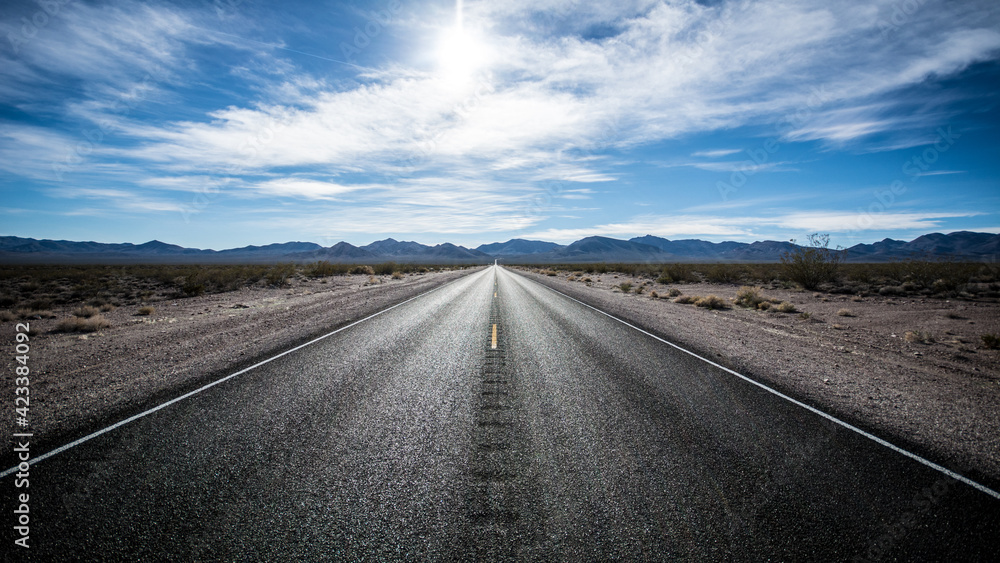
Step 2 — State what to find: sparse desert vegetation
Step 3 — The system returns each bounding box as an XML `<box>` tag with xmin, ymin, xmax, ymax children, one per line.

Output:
<box><xmin>55</xmin><ymin>314</ymin><xmax>111</xmax><ymax>333</ymax></box>
<box><xmin>904</xmin><ymin>330</ymin><xmax>935</xmax><ymax>344</ymax></box>
<box><xmin>0</xmin><ymin>262</ymin><xmax>470</xmax><ymax>333</ymax></box>
<box><xmin>775</xmin><ymin>301</ymin><xmax>798</xmax><ymax>313</ymax></box>
<box><xmin>694</xmin><ymin>295</ymin><xmax>728</xmax><ymax>309</ymax></box>
<box><xmin>72</xmin><ymin>305</ymin><xmax>101</xmax><ymax>318</ymax></box>
<box><xmin>519</xmin><ymin>258</ymin><xmax>999</xmax><ymax>300</ymax></box>
<box><xmin>734</xmin><ymin>286</ymin><xmax>768</xmax><ymax>309</ymax></box>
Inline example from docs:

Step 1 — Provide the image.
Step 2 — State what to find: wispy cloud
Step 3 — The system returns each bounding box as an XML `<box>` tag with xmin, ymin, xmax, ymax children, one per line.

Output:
<box><xmin>692</xmin><ymin>149</ymin><xmax>742</xmax><ymax>158</ymax></box>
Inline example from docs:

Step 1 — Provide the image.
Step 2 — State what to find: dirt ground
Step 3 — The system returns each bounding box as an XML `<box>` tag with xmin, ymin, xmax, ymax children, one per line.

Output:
<box><xmin>2</xmin><ymin>269</ymin><xmax>477</xmax><ymax>454</ymax></box>
<box><xmin>515</xmin><ymin>267</ymin><xmax>1000</xmax><ymax>488</ymax></box>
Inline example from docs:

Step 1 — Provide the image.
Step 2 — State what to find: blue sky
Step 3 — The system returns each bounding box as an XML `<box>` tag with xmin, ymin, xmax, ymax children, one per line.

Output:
<box><xmin>1</xmin><ymin>0</ymin><xmax>998</xmax><ymax>250</ymax></box>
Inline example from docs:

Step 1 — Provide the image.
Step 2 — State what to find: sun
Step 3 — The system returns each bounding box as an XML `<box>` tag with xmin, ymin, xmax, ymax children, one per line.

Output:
<box><xmin>436</xmin><ymin>26</ymin><xmax>488</xmax><ymax>85</ymax></box>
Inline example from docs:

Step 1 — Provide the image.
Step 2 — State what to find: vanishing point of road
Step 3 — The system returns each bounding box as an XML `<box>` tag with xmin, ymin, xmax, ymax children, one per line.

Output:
<box><xmin>5</xmin><ymin>266</ymin><xmax>999</xmax><ymax>560</ymax></box>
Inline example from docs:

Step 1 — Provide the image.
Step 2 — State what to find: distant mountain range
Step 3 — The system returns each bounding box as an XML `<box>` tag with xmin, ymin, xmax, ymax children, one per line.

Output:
<box><xmin>0</xmin><ymin>232</ymin><xmax>997</xmax><ymax>264</ymax></box>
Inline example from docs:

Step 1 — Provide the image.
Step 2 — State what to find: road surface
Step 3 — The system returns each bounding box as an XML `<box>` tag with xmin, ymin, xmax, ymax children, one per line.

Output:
<box><xmin>5</xmin><ymin>266</ymin><xmax>999</xmax><ymax>561</ymax></box>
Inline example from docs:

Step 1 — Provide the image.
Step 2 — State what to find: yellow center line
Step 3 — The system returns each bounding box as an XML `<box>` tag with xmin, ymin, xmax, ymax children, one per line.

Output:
<box><xmin>491</xmin><ymin>324</ymin><xmax>497</xmax><ymax>349</ymax></box>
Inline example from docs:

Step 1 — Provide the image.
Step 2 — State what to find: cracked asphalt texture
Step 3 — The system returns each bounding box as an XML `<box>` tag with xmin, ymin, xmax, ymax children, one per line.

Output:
<box><xmin>6</xmin><ymin>266</ymin><xmax>1000</xmax><ymax>561</ymax></box>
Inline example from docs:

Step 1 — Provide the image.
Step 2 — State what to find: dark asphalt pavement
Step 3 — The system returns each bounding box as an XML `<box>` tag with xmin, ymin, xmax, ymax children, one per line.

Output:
<box><xmin>5</xmin><ymin>266</ymin><xmax>1000</xmax><ymax>561</ymax></box>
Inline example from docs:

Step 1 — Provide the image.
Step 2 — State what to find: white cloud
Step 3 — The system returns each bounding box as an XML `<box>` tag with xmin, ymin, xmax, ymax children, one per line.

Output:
<box><xmin>46</xmin><ymin>187</ymin><xmax>187</xmax><ymax>214</ymax></box>
<box><xmin>245</xmin><ymin>178</ymin><xmax>380</xmax><ymax>200</ymax></box>
<box><xmin>692</xmin><ymin>149</ymin><xmax>742</xmax><ymax>158</ymax></box>
<box><xmin>101</xmin><ymin>0</ymin><xmax>1000</xmax><ymax>182</ymax></box>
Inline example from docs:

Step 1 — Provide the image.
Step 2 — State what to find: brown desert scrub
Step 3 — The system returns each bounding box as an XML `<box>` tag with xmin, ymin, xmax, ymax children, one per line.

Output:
<box><xmin>694</xmin><ymin>295</ymin><xmax>728</xmax><ymax>309</ymax></box>
<box><xmin>837</xmin><ymin>308</ymin><xmax>855</xmax><ymax>317</ymax></box>
<box><xmin>0</xmin><ymin>310</ymin><xmax>16</xmax><ymax>322</ymax></box>
<box><xmin>734</xmin><ymin>286</ymin><xmax>767</xmax><ymax>309</ymax></box>
<box><xmin>980</xmin><ymin>333</ymin><xmax>999</xmax><ymax>349</ymax></box>
<box><xmin>775</xmin><ymin>301</ymin><xmax>798</xmax><ymax>313</ymax></box>
<box><xmin>17</xmin><ymin>309</ymin><xmax>55</xmax><ymax>319</ymax></box>
<box><xmin>73</xmin><ymin>305</ymin><xmax>101</xmax><ymax>318</ymax></box>
<box><xmin>618</xmin><ymin>282</ymin><xmax>633</xmax><ymax>293</ymax></box>
<box><xmin>667</xmin><ymin>288</ymin><xmax>682</xmax><ymax>297</ymax></box>
<box><xmin>137</xmin><ymin>306</ymin><xmax>156</xmax><ymax>316</ymax></box>
<box><xmin>674</xmin><ymin>295</ymin><xmax>698</xmax><ymax>304</ymax></box>
<box><xmin>391</xmin><ymin>271</ymin><xmax>404</xmax><ymax>280</ymax></box>
<box><xmin>56</xmin><ymin>315</ymin><xmax>111</xmax><ymax>333</ymax></box>
<box><xmin>904</xmin><ymin>330</ymin><xmax>935</xmax><ymax>344</ymax></box>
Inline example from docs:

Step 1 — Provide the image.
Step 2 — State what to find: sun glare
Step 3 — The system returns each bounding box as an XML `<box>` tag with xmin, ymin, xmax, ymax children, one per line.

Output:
<box><xmin>436</xmin><ymin>0</ymin><xmax>488</xmax><ymax>85</ymax></box>
<box><xmin>437</xmin><ymin>26</ymin><xmax>487</xmax><ymax>85</ymax></box>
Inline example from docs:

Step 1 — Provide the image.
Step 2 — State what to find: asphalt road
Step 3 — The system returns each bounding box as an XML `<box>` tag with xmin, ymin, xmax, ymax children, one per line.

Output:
<box><xmin>5</xmin><ymin>265</ymin><xmax>1000</xmax><ymax>561</ymax></box>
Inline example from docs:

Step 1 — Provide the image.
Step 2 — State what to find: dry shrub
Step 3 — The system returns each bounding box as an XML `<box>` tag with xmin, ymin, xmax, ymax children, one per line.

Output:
<box><xmin>674</xmin><ymin>295</ymin><xmax>698</xmax><ymax>304</ymax></box>
<box><xmin>99</xmin><ymin>303</ymin><xmax>116</xmax><ymax>312</ymax></box>
<box><xmin>904</xmin><ymin>330</ymin><xmax>934</xmax><ymax>344</ymax></box>
<box><xmin>775</xmin><ymin>301</ymin><xmax>797</xmax><ymax>313</ymax></box>
<box><xmin>667</xmin><ymin>288</ymin><xmax>682</xmax><ymax>297</ymax></box>
<box><xmin>650</xmin><ymin>291</ymin><xmax>659</xmax><ymax>299</ymax></box>
<box><xmin>17</xmin><ymin>309</ymin><xmax>54</xmax><ymax>319</ymax></box>
<box><xmin>391</xmin><ymin>271</ymin><xmax>404</xmax><ymax>280</ymax></box>
<box><xmin>836</xmin><ymin>308</ymin><xmax>855</xmax><ymax>317</ymax></box>
<box><xmin>734</xmin><ymin>286</ymin><xmax>767</xmax><ymax>309</ymax></box>
<box><xmin>73</xmin><ymin>305</ymin><xmax>101</xmax><ymax>318</ymax></box>
<box><xmin>757</xmin><ymin>301</ymin><xmax>772</xmax><ymax>311</ymax></box>
<box><xmin>0</xmin><ymin>310</ymin><xmax>16</xmax><ymax>322</ymax></box>
<box><xmin>137</xmin><ymin>306</ymin><xmax>156</xmax><ymax>316</ymax></box>
<box><xmin>695</xmin><ymin>295</ymin><xmax>728</xmax><ymax>309</ymax></box>
<box><xmin>981</xmin><ymin>334</ymin><xmax>1000</xmax><ymax>349</ymax></box>
<box><xmin>56</xmin><ymin>315</ymin><xmax>111</xmax><ymax>333</ymax></box>
<box><xmin>619</xmin><ymin>282</ymin><xmax>633</xmax><ymax>293</ymax></box>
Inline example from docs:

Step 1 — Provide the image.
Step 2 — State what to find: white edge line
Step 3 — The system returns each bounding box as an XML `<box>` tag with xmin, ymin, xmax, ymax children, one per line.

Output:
<box><xmin>2</xmin><ymin>270</ymin><xmax>482</xmax><ymax>479</ymax></box>
<box><xmin>511</xmin><ymin>268</ymin><xmax>1000</xmax><ymax>501</ymax></box>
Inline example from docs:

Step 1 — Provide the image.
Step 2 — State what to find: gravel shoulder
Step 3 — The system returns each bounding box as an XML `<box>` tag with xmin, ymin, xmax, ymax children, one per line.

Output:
<box><xmin>2</xmin><ymin>268</ymin><xmax>480</xmax><ymax>456</ymax></box>
<box><xmin>514</xmin><ymin>267</ymin><xmax>1000</xmax><ymax>489</ymax></box>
